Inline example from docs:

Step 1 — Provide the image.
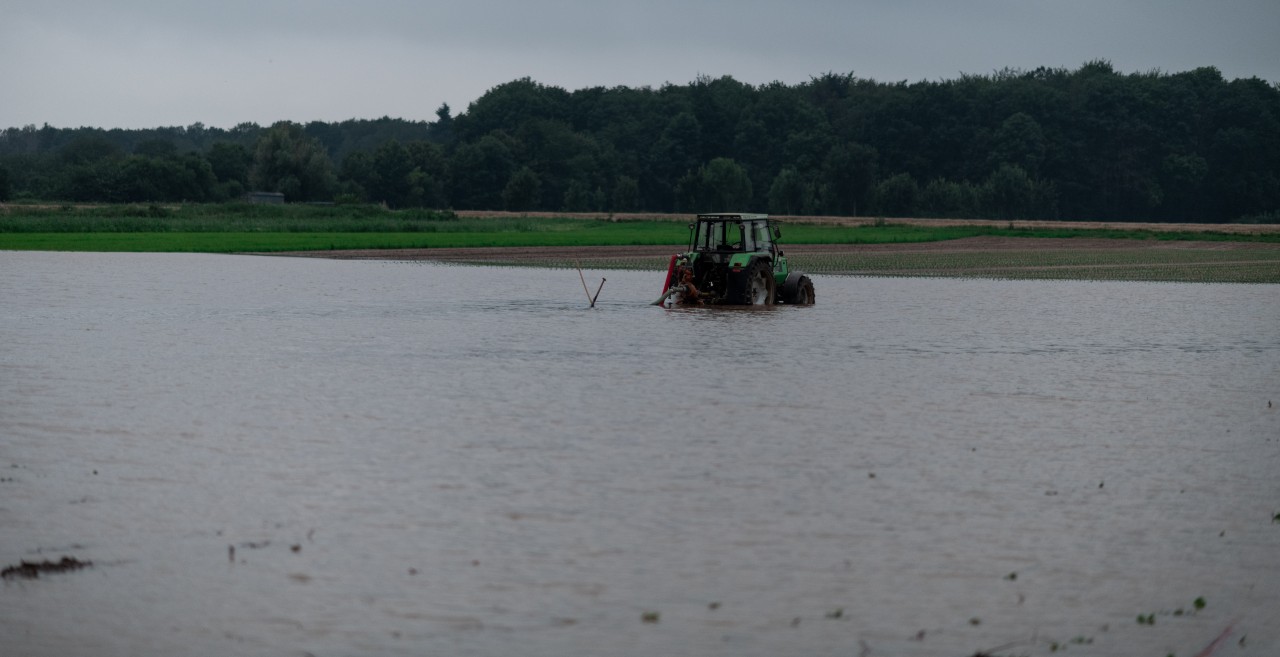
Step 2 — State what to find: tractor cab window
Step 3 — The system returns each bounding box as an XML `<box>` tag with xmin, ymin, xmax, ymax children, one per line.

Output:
<box><xmin>723</xmin><ymin>222</ymin><xmax>745</xmax><ymax>251</ymax></box>
<box><xmin>695</xmin><ymin>221</ymin><xmax>747</xmax><ymax>251</ymax></box>
<box><xmin>693</xmin><ymin>221</ymin><xmax>721</xmax><ymax>251</ymax></box>
<box><xmin>750</xmin><ymin>221</ymin><xmax>773</xmax><ymax>252</ymax></box>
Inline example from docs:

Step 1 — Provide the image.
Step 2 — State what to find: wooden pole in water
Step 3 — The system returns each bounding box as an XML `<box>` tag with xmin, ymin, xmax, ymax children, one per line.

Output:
<box><xmin>576</xmin><ymin>261</ymin><xmax>593</xmax><ymax>306</ymax></box>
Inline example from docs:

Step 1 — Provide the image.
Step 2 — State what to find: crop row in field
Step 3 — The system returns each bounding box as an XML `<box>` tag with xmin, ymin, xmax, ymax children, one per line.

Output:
<box><xmin>441</xmin><ymin>247</ymin><xmax>1280</xmax><ymax>284</ymax></box>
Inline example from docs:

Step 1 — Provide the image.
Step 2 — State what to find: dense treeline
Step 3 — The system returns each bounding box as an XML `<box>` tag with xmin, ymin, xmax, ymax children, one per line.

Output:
<box><xmin>2</xmin><ymin>61</ymin><xmax>1277</xmax><ymax>222</ymax></box>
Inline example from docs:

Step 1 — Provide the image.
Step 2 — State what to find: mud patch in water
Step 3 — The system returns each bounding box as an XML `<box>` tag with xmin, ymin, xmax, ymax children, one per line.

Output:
<box><xmin>2</xmin><ymin>556</ymin><xmax>93</xmax><ymax>579</ymax></box>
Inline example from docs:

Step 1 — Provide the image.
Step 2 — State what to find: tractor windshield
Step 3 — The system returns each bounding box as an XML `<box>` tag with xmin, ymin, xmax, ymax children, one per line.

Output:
<box><xmin>692</xmin><ymin>220</ymin><xmax>746</xmax><ymax>251</ymax></box>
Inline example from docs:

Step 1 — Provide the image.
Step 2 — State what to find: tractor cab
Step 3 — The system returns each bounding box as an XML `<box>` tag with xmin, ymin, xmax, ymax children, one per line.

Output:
<box><xmin>688</xmin><ymin>213</ymin><xmax>779</xmax><ymax>261</ymax></box>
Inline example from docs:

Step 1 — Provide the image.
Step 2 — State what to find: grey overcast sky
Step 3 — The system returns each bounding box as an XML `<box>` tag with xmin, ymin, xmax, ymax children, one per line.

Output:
<box><xmin>3</xmin><ymin>0</ymin><xmax>1278</xmax><ymax>130</ymax></box>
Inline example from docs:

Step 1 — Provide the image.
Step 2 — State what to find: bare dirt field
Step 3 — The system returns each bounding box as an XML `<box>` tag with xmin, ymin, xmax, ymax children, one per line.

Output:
<box><xmin>264</xmin><ymin>212</ymin><xmax>1280</xmax><ymax>282</ymax></box>
<box><xmin>455</xmin><ymin>211</ymin><xmax>1280</xmax><ymax>236</ymax></box>
<box><xmin>276</xmin><ymin>236</ymin><xmax>1280</xmax><ymax>263</ymax></box>
<box><xmin>272</xmin><ymin>237</ymin><xmax>1280</xmax><ymax>283</ymax></box>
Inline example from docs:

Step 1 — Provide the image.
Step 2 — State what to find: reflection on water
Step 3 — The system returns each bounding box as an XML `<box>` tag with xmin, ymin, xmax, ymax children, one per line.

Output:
<box><xmin>1</xmin><ymin>252</ymin><xmax>1278</xmax><ymax>657</ymax></box>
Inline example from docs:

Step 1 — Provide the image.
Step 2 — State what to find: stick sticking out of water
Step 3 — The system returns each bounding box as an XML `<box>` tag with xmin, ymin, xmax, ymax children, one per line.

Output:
<box><xmin>576</xmin><ymin>261</ymin><xmax>593</xmax><ymax>306</ymax></box>
<box><xmin>591</xmin><ymin>278</ymin><xmax>606</xmax><ymax>307</ymax></box>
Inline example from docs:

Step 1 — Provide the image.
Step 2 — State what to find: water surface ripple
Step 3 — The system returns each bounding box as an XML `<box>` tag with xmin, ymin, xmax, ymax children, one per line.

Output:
<box><xmin>2</xmin><ymin>252</ymin><xmax>1278</xmax><ymax>656</ymax></box>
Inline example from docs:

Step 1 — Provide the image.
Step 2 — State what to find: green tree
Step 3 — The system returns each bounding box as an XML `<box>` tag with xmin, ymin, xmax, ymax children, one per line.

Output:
<box><xmin>56</xmin><ymin>159</ymin><xmax>122</xmax><ymax>202</ymax></box>
<box><xmin>767</xmin><ymin>168</ymin><xmax>809</xmax><ymax>215</ymax></box>
<box><xmin>990</xmin><ymin>113</ymin><xmax>1047</xmax><ymax>176</ymax></box>
<box><xmin>874</xmin><ymin>173</ymin><xmax>920</xmax><ymax>216</ymax></box>
<box><xmin>405</xmin><ymin>167</ymin><xmax>446</xmax><ymax>208</ymax></box>
<box><xmin>699</xmin><ymin>158</ymin><xmax>753</xmax><ymax>210</ymax></box>
<box><xmin>920</xmin><ymin>178</ymin><xmax>981</xmax><ymax>218</ymax></box>
<box><xmin>677</xmin><ymin>157</ymin><xmax>754</xmax><ymax>211</ymax></box>
<box><xmin>0</xmin><ymin>163</ymin><xmax>11</xmax><ymax>201</ymax></box>
<box><xmin>610</xmin><ymin>175</ymin><xmax>640</xmax><ymax>211</ymax></box>
<box><xmin>58</xmin><ymin>133</ymin><xmax>121</xmax><ymax>165</ymax></box>
<box><xmin>818</xmin><ymin>142</ymin><xmax>878</xmax><ymax>215</ymax></box>
<box><xmin>515</xmin><ymin>119</ymin><xmax>605</xmax><ymax>210</ymax></box>
<box><xmin>652</xmin><ymin>111</ymin><xmax>703</xmax><ymax>209</ymax></box>
<box><xmin>502</xmin><ymin>166</ymin><xmax>541</xmax><ymax>211</ymax></box>
<box><xmin>114</xmin><ymin>153</ymin><xmax>214</xmax><ymax>202</ymax></box>
<box><xmin>456</xmin><ymin>78</ymin><xmax>570</xmax><ymax>141</ymax></box>
<box><xmin>249</xmin><ymin>121</ymin><xmax>336</xmax><ymax>202</ymax></box>
<box><xmin>982</xmin><ymin>163</ymin><xmax>1035</xmax><ymax>218</ymax></box>
<box><xmin>431</xmin><ymin>103</ymin><xmax>455</xmax><ymax>144</ymax></box>
<box><xmin>206</xmin><ymin>142</ymin><xmax>251</xmax><ymax>185</ymax></box>
<box><xmin>339</xmin><ymin>150</ymin><xmax>372</xmax><ymax>201</ymax></box>
<box><xmin>134</xmin><ymin>138</ymin><xmax>178</xmax><ymax>159</ymax></box>
<box><xmin>404</xmin><ymin>140</ymin><xmax>448</xmax><ymax>207</ymax></box>
<box><xmin>449</xmin><ymin>133</ymin><xmax>516</xmax><ymax>209</ymax></box>
<box><xmin>1158</xmin><ymin>153</ymin><xmax>1209</xmax><ymax>221</ymax></box>
<box><xmin>562</xmin><ymin>180</ymin><xmax>598</xmax><ymax>211</ymax></box>
<box><xmin>367</xmin><ymin>140</ymin><xmax>413</xmax><ymax>206</ymax></box>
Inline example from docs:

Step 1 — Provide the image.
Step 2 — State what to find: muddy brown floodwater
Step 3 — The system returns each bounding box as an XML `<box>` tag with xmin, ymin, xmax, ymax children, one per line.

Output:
<box><xmin>2</xmin><ymin>251</ymin><xmax>1278</xmax><ymax>657</ymax></box>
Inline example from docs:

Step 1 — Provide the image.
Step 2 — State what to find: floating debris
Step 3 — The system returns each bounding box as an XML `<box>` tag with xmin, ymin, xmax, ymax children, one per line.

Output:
<box><xmin>641</xmin><ymin>611</ymin><xmax>660</xmax><ymax>624</ymax></box>
<box><xmin>2</xmin><ymin>556</ymin><xmax>92</xmax><ymax>579</ymax></box>
<box><xmin>826</xmin><ymin>608</ymin><xmax>844</xmax><ymax>619</ymax></box>
<box><xmin>1194</xmin><ymin>622</ymin><xmax>1237</xmax><ymax>657</ymax></box>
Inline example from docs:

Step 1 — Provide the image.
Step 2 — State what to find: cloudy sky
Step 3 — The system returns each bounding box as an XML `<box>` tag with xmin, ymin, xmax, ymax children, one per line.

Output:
<box><xmin>4</xmin><ymin>0</ymin><xmax>1278</xmax><ymax>130</ymax></box>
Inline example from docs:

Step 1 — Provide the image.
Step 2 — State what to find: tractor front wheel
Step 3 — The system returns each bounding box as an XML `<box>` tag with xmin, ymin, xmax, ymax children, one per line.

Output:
<box><xmin>791</xmin><ymin>275</ymin><xmax>815</xmax><ymax>305</ymax></box>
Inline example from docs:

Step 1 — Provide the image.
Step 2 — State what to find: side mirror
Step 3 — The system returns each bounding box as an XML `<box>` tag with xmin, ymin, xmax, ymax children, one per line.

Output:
<box><xmin>772</xmin><ymin>226</ymin><xmax>782</xmax><ymax>239</ymax></box>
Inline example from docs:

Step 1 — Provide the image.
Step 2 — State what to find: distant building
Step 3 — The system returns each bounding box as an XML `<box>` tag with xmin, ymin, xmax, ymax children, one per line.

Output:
<box><xmin>244</xmin><ymin>191</ymin><xmax>285</xmax><ymax>204</ymax></box>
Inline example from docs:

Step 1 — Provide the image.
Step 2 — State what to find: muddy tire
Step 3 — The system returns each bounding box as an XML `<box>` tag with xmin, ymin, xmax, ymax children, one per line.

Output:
<box><xmin>791</xmin><ymin>275</ymin><xmax>815</xmax><ymax>305</ymax></box>
<box><xmin>779</xmin><ymin>272</ymin><xmax>815</xmax><ymax>305</ymax></box>
<box><xmin>730</xmin><ymin>259</ymin><xmax>775</xmax><ymax>305</ymax></box>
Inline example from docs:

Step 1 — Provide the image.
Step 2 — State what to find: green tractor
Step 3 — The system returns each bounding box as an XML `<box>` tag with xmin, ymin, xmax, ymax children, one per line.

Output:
<box><xmin>655</xmin><ymin>213</ymin><xmax>815</xmax><ymax>306</ymax></box>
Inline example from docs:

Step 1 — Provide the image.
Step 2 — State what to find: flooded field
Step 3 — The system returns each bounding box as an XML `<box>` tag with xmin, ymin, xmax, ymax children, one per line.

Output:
<box><xmin>1</xmin><ymin>251</ymin><xmax>1278</xmax><ymax>657</ymax></box>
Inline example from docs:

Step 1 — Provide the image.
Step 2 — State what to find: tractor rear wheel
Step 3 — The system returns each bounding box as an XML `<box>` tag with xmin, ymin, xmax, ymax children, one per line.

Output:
<box><xmin>732</xmin><ymin>259</ymin><xmax>775</xmax><ymax>305</ymax></box>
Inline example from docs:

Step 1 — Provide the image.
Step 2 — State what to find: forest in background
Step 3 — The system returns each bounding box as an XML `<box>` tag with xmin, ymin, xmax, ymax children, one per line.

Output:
<box><xmin>1</xmin><ymin>61</ymin><xmax>1277</xmax><ymax>223</ymax></box>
